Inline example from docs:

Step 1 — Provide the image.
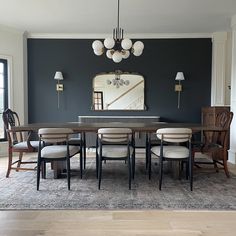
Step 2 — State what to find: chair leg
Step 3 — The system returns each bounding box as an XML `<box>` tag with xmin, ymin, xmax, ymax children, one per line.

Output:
<box><xmin>98</xmin><ymin>156</ymin><xmax>102</xmax><ymax>190</ymax></box>
<box><xmin>128</xmin><ymin>156</ymin><xmax>131</xmax><ymax>190</ymax></box>
<box><xmin>148</xmin><ymin>151</ymin><xmax>152</xmax><ymax>180</ymax></box>
<box><xmin>132</xmin><ymin>150</ymin><xmax>135</xmax><ymax>179</ymax></box>
<box><xmin>145</xmin><ymin>133</ymin><xmax>149</xmax><ymax>170</ymax></box>
<box><xmin>80</xmin><ymin>151</ymin><xmax>83</xmax><ymax>179</ymax></box>
<box><xmin>96</xmin><ymin>150</ymin><xmax>99</xmax><ymax>179</ymax></box>
<box><xmin>159</xmin><ymin>158</ymin><xmax>163</xmax><ymax>191</ymax></box>
<box><xmin>37</xmin><ymin>160</ymin><xmax>41</xmax><ymax>191</ymax></box>
<box><xmin>185</xmin><ymin>160</ymin><xmax>189</xmax><ymax>180</ymax></box>
<box><xmin>223</xmin><ymin>159</ymin><xmax>230</xmax><ymax>178</ymax></box>
<box><xmin>213</xmin><ymin>160</ymin><xmax>219</xmax><ymax>173</ymax></box>
<box><xmin>16</xmin><ymin>152</ymin><xmax>23</xmax><ymax>171</ymax></box>
<box><xmin>67</xmin><ymin>159</ymin><xmax>71</xmax><ymax>190</ymax></box>
<box><xmin>6</xmin><ymin>149</ymin><xmax>13</xmax><ymax>178</ymax></box>
<box><xmin>83</xmin><ymin>133</ymin><xmax>86</xmax><ymax>169</ymax></box>
<box><xmin>41</xmin><ymin>161</ymin><xmax>46</xmax><ymax>179</ymax></box>
<box><xmin>189</xmin><ymin>157</ymin><xmax>193</xmax><ymax>191</ymax></box>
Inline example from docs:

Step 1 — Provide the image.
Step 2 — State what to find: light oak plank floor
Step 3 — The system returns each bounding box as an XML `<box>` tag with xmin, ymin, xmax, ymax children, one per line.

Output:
<box><xmin>0</xmin><ymin>152</ymin><xmax>236</xmax><ymax>236</ymax></box>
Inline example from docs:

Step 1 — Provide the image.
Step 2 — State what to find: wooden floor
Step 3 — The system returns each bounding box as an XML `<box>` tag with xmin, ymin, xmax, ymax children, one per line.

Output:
<box><xmin>0</xmin><ymin>152</ymin><xmax>236</xmax><ymax>236</ymax></box>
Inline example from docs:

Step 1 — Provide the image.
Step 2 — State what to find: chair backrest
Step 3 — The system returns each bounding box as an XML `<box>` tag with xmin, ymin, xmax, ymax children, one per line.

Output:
<box><xmin>2</xmin><ymin>108</ymin><xmax>23</xmax><ymax>144</ymax></box>
<box><xmin>38</xmin><ymin>128</ymin><xmax>74</xmax><ymax>143</ymax></box>
<box><xmin>156</xmin><ymin>128</ymin><xmax>192</xmax><ymax>143</ymax></box>
<box><xmin>98</xmin><ymin>128</ymin><xmax>132</xmax><ymax>143</ymax></box>
<box><xmin>212</xmin><ymin>111</ymin><xmax>233</xmax><ymax>147</ymax></box>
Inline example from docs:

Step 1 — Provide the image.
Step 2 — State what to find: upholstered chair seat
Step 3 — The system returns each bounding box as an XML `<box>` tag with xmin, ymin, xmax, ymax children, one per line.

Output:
<box><xmin>151</xmin><ymin>146</ymin><xmax>189</xmax><ymax>159</ymax></box>
<box><xmin>37</xmin><ymin>128</ymin><xmax>80</xmax><ymax>190</ymax></box>
<box><xmin>100</xmin><ymin>145</ymin><xmax>134</xmax><ymax>158</ymax></box>
<box><xmin>150</xmin><ymin>128</ymin><xmax>193</xmax><ymax>191</ymax></box>
<box><xmin>13</xmin><ymin>141</ymin><xmax>42</xmax><ymax>149</ymax></box>
<box><xmin>97</xmin><ymin>128</ymin><xmax>134</xmax><ymax>190</ymax></box>
<box><xmin>41</xmin><ymin>145</ymin><xmax>80</xmax><ymax>159</ymax></box>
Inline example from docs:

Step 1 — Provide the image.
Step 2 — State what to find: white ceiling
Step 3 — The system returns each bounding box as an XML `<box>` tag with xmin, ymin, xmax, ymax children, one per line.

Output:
<box><xmin>0</xmin><ymin>0</ymin><xmax>236</xmax><ymax>36</ymax></box>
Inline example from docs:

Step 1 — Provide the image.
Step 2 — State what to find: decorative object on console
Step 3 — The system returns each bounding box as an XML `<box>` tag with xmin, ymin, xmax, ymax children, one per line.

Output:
<box><xmin>107</xmin><ymin>70</ymin><xmax>129</xmax><ymax>88</ymax></box>
<box><xmin>92</xmin><ymin>0</ymin><xmax>144</xmax><ymax>63</ymax></box>
<box><xmin>54</xmin><ymin>71</ymin><xmax>64</xmax><ymax>109</ymax></box>
<box><xmin>175</xmin><ymin>72</ymin><xmax>185</xmax><ymax>109</ymax></box>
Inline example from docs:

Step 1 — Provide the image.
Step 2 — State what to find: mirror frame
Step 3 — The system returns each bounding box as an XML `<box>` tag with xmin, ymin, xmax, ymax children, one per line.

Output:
<box><xmin>92</xmin><ymin>70</ymin><xmax>146</xmax><ymax>111</ymax></box>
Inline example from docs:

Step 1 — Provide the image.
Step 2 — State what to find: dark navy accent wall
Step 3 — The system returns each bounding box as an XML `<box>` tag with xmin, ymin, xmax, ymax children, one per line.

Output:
<box><xmin>28</xmin><ymin>38</ymin><xmax>212</xmax><ymax>123</ymax></box>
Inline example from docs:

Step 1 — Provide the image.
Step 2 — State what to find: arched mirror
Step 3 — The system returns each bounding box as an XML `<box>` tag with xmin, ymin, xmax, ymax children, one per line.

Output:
<box><xmin>92</xmin><ymin>70</ymin><xmax>145</xmax><ymax>110</ymax></box>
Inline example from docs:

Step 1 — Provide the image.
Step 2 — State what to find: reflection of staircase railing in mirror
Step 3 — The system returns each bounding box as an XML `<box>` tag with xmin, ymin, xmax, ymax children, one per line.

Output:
<box><xmin>106</xmin><ymin>80</ymin><xmax>144</xmax><ymax>109</ymax></box>
<box><xmin>126</xmin><ymin>96</ymin><xmax>144</xmax><ymax>109</ymax></box>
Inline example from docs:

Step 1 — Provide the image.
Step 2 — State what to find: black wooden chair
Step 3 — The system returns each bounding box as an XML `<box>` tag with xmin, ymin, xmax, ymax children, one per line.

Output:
<box><xmin>37</xmin><ymin>128</ymin><xmax>80</xmax><ymax>190</ymax></box>
<box><xmin>97</xmin><ymin>128</ymin><xmax>134</xmax><ymax>190</ymax></box>
<box><xmin>150</xmin><ymin>128</ymin><xmax>193</xmax><ymax>190</ymax></box>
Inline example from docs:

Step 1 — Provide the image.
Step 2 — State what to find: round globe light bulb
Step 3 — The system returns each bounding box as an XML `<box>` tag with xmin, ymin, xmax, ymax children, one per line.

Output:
<box><xmin>112</xmin><ymin>51</ymin><xmax>122</xmax><ymax>63</ymax></box>
<box><xmin>104</xmin><ymin>38</ymin><xmax>115</xmax><ymax>49</ymax></box>
<box><xmin>94</xmin><ymin>49</ymin><xmax>103</xmax><ymax>56</ymax></box>
<box><xmin>122</xmin><ymin>50</ymin><xmax>130</xmax><ymax>59</ymax></box>
<box><xmin>106</xmin><ymin>50</ymin><xmax>114</xmax><ymax>59</ymax></box>
<box><xmin>121</xmin><ymin>38</ymin><xmax>132</xmax><ymax>50</ymax></box>
<box><xmin>133</xmin><ymin>49</ymin><xmax>143</xmax><ymax>56</ymax></box>
<box><xmin>133</xmin><ymin>41</ymin><xmax>144</xmax><ymax>52</ymax></box>
<box><xmin>92</xmin><ymin>40</ymin><xmax>103</xmax><ymax>51</ymax></box>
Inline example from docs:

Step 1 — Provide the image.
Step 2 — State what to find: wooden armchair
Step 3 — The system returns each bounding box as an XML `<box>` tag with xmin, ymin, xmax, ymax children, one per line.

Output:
<box><xmin>2</xmin><ymin>108</ymin><xmax>39</xmax><ymax>177</ymax></box>
<box><xmin>193</xmin><ymin>110</ymin><xmax>233</xmax><ymax>177</ymax></box>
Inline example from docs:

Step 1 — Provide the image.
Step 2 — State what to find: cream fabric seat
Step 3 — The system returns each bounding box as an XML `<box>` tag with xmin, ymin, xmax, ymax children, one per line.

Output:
<box><xmin>97</xmin><ymin>128</ymin><xmax>134</xmax><ymax>190</ymax></box>
<box><xmin>13</xmin><ymin>141</ymin><xmax>42</xmax><ymax>149</ymax></box>
<box><xmin>37</xmin><ymin>128</ymin><xmax>80</xmax><ymax>190</ymax></box>
<box><xmin>41</xmin><ymin>145</ymin><xmax>79</xmax><ymax>159</ymax></box>
<box><xmin>150</xmin><ymin>128</ymin><xmax>193</xmax><ymax>191</ymax></box>
<box><xmin>151</xmin><ymin>146</ymin><xmax>189</xmax><ymax>159</ymax></box>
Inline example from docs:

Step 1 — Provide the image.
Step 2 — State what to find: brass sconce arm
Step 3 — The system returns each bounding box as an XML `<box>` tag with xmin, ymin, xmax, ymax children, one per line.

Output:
<box><xmin>54</xmin><ymin>71</ymin><xmax>64</xmax><ymax>109</ymax></box>
<box><xmin>175</xmin><ymin>72</ymin><xmax>185</xmax><ymax>109</ymax></box>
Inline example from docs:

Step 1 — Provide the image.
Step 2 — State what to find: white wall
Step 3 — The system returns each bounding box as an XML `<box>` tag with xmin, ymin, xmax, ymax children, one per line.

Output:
<box><xmin>0</xmin><ymin>26</ymin><xmax>27</xmax><ymax>123</ymax></box>
<box><xmin>0</xmin><ymin>26</ymin><xmax>27</xmax><ymax>156</ymax></box>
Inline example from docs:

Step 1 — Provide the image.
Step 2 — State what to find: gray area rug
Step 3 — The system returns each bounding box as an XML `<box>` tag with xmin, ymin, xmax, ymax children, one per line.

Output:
<box><xmin>0</xmin><ymin>156</ymin><xmax>236</xmax><ymax>210</ymax></box>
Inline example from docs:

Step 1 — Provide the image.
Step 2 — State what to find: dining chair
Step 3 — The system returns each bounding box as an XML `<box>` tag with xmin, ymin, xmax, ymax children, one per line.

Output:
<box><xmin>2</xmin><ymin>108</ymin><xmax>39</xmax><ymax>177</ymax></box>
<box><xmin>150</xmin><ymin>128</ymin><xmax>193</xmax><ymax>191</ymax></box>
<box><xmin>97</xmin><ymin>128</ymin><xmax>134</xmax><ymax>190</ymax></box>
<box><xmin>193</xmin><ymin>110</ymin><xmax>233</xmax><ymax>177</ymax></box>
<box><xmin>37</xmin><ymin>128</ymin><xmax>80</xmax><ymax>190</ymax></box>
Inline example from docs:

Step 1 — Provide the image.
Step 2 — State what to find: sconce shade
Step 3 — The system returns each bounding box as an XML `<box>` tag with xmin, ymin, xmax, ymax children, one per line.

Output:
<box><xmin>175</xmin><ymin>72</ymin><xmax>185</xmax><ymax>81</ymax></box>
<box><xmin>54</xmin><ymin>71</ymin><xmax>64</xmax><ymax>80</ymax></box>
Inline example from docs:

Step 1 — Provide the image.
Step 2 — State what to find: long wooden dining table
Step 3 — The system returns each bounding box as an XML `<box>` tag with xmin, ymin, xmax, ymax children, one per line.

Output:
<box><xmin>11</xmin><ymin>121</ymin><xmax>227</xmax><ymax>178</ymax></box>
<box><xmin>11</xmin><ymin>121</ymin><xmax>224</xmax><ymax>133</ymax></box>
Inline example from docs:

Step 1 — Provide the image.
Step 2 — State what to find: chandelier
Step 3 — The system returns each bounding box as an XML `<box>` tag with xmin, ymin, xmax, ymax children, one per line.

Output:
<box><xmin>107</xmin><ymin>70</ymin><xmax>129</xmax><ymax>88</ymax></box>
<box><xmin>92</xmin><ymin>0</ymin><xmax>144</xmax><ymax>63</ymax></box>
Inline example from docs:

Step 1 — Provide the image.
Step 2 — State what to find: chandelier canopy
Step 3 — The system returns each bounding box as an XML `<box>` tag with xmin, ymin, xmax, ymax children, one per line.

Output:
<box><xmin>92</xmin><ymin>0</ymin><xmax>144</xmax><ymax>63</ymax></box>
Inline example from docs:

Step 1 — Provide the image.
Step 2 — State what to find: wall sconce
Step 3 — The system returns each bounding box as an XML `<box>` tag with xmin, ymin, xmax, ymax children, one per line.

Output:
<box><xmin>175</xmin><ymin>72</ymin><xmax>185</xmax><ymax>109</ymax></box>
<box><xmin>54</xmin><ymin>71</ymin><xmax>64</xmax><ymax>109</ymax></box>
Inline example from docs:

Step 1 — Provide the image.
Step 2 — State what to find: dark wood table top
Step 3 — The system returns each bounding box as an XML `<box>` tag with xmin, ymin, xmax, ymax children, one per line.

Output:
<box><xmin>10</xmin><ymin>122</ymin><xmax>227</xmax><ymax>133</ymax></box>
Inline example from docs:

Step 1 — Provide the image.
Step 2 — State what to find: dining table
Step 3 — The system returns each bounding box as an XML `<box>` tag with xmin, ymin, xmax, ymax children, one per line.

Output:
<box><xmin>11</xmin><ymin>121</ymin><xmax>225</xmax><ymax>133</ymax></box>
<box><xmin>10</xmin><ymin>121</ymin><xmax>227</xmax><ymax>178</ymax></box>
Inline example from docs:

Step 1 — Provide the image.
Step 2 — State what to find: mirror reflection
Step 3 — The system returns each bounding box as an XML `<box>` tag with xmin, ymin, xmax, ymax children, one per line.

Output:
<box><xmin>92</xmin><ymin>71</ymin><xmax>145</xmax><ymax>110</ymax></box>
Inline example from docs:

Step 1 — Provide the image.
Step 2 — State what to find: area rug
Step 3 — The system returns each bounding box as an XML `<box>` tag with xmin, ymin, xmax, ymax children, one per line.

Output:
<box><xmin>0</xmin><ymin>156</ymin><xmax>236</xmax><ymax>210</ymax></box>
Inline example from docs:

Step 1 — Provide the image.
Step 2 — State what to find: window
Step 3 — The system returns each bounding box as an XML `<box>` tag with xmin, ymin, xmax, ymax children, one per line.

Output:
<box><xmin>0</xmin><ymin>59</ymin><xmax>8</xmax><ymax>140</ymax></box>
<box><xmin>93</xmin><ymin>91</ymin><xmax>103</xmax><ymax>110</ymax></box>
